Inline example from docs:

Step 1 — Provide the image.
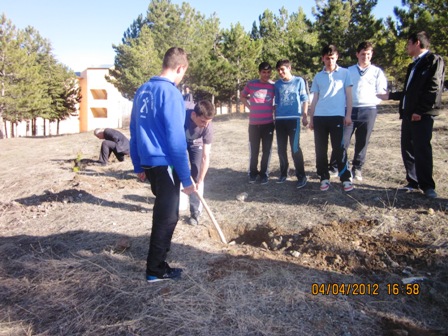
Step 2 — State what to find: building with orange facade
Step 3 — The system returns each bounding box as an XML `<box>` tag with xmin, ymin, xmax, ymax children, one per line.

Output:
<box><xmin>7</xmin><ymin>65</ymin><xmax>132</xmax><ymax>137</ymax></box>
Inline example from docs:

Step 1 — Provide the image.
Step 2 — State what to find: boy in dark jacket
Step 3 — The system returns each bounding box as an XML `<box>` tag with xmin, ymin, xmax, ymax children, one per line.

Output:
<box><xmin>94</xmin><ymin>128</ymin><xmax>129</xmax><ymax>165</ymax></box>
<box><xmin>378</xmin><ymin>31</ymin><xmax>445</xmax><ymax>198</ymax></box>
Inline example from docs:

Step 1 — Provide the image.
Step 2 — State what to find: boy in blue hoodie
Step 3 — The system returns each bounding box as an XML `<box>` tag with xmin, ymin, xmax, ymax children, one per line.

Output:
<box><xmin>274</xmin><ymin>59</ymin><xmax>309</xmax><ymax>188</ymax></box>
<box><xmin>130</xmin><ymin>47</ymin><xmax>195</xmax><ymax>283</ymax></box>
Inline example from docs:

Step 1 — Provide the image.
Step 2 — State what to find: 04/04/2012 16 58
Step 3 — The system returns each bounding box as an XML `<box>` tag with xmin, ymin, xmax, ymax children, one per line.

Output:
<box><xmin>311</xmin><ymin>282</ymin><xmax>421</xmax><ymax>296</ymax></box>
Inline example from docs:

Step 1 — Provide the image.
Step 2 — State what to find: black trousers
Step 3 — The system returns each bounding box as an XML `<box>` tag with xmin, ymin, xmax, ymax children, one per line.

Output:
<box><xmin>275</xmin><ymin>119</ymin><xmax>305</xmax><ymax>179</ymax></box>
<box><xmin>401</xmin><ymin>115</ymin><xmax>435</xmax><ymax>191</ymax></box>
<box><xmin>99</xmin><ymin>140</ymin><xmax>126</xmax><ymax>164</ymax></box>
<box><xmin>248</xmin><ymin>123</ymin><xmax>274</xmax><ymax>178</ymax></box>
<box><xmin>144</xmin><ymin>166</ymin><xmax>181</xmax><ymax>277</ymax></box>
<box><xmin>313</xmin><ymin>116</ymin><xmax>351</xmax><ymax>182</ymax></box>
<box><xmin>187</xmin><ymin>145</ymin><xmax>202</xmax><ymax>217</ymax></box>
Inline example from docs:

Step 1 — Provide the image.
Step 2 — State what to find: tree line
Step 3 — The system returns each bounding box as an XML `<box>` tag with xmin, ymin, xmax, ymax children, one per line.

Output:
<box><xmin>108</xmin><ymin>0</ymin><xmax>446</xmax><ymax>107</ymax></box>
<box><xmin>1</xmin><ymin>0</ymin><xmax>446</xmax><ymax>138</ymax></box>
<box><xmin>0</xmin><ymin>14</ymin><xmax>81</xmax><ymax>138</ymax></box>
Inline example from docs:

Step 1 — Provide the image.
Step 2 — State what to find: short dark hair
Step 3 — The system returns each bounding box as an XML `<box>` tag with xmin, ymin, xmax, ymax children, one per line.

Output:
<box><xmin>276</xmin><ymin>59</ymin><xmax>291</xmax><ymax>69</ymax></box>
<box><xmin>356</xmin><ymin>41</ymin><xmax>373</xmax><ymax>53</ymax></box>
<box><xmin>194</xmin><ymin>100</ymin><xmax>215</xmax><ymax>119</ymax></box>
<box><xmin>321</xmin><ymin>44</ymin><xmax>338</xmax><ymax>56</ymax></box>
<box><xmin>408</xmin><ymin>31</ymin><xmax>430</xmax><ymax>49</ymax></box>
<box><xmin>162</xmin><ymin>47</ymin><xmax>188</xmax><ymax>70</ymax></box>
<box><xmin>258</xmin><ymin>62</ymin><xmax>272</xmax><ymax>72</ymax></box>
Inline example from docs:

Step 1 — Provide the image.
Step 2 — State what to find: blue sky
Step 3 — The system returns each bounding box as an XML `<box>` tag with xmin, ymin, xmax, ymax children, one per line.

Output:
<box><xmin>2</xmin><ymin>0</ymin><xmax>402</xmax><ymax>71</ymax></box>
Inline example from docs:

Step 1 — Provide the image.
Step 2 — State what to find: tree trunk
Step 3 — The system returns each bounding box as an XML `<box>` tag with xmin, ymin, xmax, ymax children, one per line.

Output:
<box><xmin>57</xmin><ymin>119</ymin><xmax>60</xmax><ymax>136</ymax></box>
<box><xmin>0</xmin><ymin>116</ymin><xmax>4</xmax><ymax>139</ymax></box>
<box><xmin>10</xmin><ymin>122</ymin><xmax>15</xmax><ymax>138</ymax></box>
<box><xmin>32</xmin><ymin>118</ymin><xmax>36</xmax><ymax>136</ymax></box>
<box><xmin>236</xmin><ymin>79</ymin><xmax>241</xmax><ymax>113</ymax></box>
<box><xmin>43</xmin><ymin>119</ymin><xmax>46</xmax><ymax>137</ymax></box>
<box><xmin>3</xmin><ymin>120</ymin><xmax>8</xmax><ymax>139</ymax></box>
<box><xmin>1</xmin><ymin>80</ymin><xmax>5</xmax><ymax>139</ymax></box>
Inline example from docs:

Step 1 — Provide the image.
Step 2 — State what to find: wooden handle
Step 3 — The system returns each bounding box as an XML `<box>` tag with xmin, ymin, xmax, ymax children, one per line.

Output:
<box><xmin>195</xmin><ymin>192</ymin><xmax>227</xmax><ymax>244</ymax></box>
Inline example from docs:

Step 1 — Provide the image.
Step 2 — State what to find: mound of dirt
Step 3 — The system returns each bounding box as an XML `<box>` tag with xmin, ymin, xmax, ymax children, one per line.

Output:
<box><xmin>234</xmin><ymin>220</ymin><xmax>443</xmax><ymax>276</ymax></box>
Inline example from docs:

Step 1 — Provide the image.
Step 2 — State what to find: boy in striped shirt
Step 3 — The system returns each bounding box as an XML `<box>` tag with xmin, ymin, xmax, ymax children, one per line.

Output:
<box><xmin>241</xmin><ymin>62</ymin><xmax>275</xmax><ymax>184</ymax></box>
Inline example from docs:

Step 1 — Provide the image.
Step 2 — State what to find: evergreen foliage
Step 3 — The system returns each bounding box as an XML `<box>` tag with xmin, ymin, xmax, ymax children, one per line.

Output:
<box><xmin>0</xmin><ymin>13</ymin><xmax>79</xmax><ymax>137</ymax></box>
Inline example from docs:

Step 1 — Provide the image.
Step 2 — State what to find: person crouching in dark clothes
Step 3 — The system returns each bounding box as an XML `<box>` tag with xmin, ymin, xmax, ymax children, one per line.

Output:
<box><xmin>94</xmin><ymin>128</ymin><xmax>130</xmax><ymax>165</ymax></box>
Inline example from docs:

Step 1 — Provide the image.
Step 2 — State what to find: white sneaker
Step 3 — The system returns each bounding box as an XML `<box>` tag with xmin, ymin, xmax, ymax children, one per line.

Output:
<box><xmin>320</xmin><ymin>179</ymin><xmax>330</xmax><ymax>191</ymax></box>
<box><xmin>353</xmin><ymin>170</ymin><xmax>363</xmax><ymax>181</ymax></box>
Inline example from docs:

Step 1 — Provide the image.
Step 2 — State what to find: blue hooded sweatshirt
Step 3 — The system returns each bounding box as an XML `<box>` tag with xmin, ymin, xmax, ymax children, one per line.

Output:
<box><xmin>130</xmin><ymin>76</ymin><xmax>192</xmax><ymax>187</ymax></box>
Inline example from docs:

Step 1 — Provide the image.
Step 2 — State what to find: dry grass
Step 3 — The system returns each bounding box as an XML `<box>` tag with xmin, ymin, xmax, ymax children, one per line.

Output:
<box><xmin>0</xmin><ymin>100</ymin><xmax>447</xmax><ymax>336</ymax></box>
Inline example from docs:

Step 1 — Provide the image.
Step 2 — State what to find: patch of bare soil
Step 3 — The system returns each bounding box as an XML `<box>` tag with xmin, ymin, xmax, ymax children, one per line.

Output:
<box><xmin>0</xmin><ymin>102</ymin><xmax>448</xmax><ymax>336</ymax></box>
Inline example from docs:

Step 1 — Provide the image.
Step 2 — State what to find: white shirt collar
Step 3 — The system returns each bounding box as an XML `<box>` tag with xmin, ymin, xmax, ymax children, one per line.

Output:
<box><xmin>413</xmin><ymin>50</ymin><xmax>428</xmax><ymax>61</ymax></box>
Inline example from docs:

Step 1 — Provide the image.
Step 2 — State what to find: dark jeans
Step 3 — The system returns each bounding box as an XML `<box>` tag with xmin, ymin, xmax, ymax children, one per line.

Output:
<box><xmin>99</xmin><ymin>140</ymin><xmax>127</xmax><ymax>164</ymax></box>
<box><xmin>313</xmin><ymin>116</ymin><xmax>351</xmax><ymax>182</ymax></box>
<box><xmin>275</xmin><ymin>119</ymin><xmax>305</xmax><ymax>179</ymax></box>
<box><xmin>343</xmin><ymin>107</ymin><xmax>377</xmax><ymax>171</ymax></box>
<box><xmin>144</xmin><ymin>166</ymin><xmax>181</xmax><ymax>277</ymax></box>
<box><xmin>401</xmin><ymin>115</ymin><xmax>435</xmax><ymax>191</ymax></box>
<box><xmin>187</xmin><ymin>145</ymin><xmax>202</xmax><ymax>217</ymax></box>
<box><xmin>249</xmin><ymin>123</ymin><xmax>274</xmax><ymax>178</ymax></box>
<box><xmin>330</xmin><ymin>106</ymin><xmax>377</xmax><ymax>171</ymax></box>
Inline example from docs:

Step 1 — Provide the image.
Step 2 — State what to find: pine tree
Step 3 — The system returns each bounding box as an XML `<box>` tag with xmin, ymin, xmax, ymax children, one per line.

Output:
<box><xmin>184</xmin><ymin>13</ymin><xmax>221</xmax><ymax>101</ymax></box>
<box><xmin>312</xmin><ymin>0</ymin><xmax>352</xmax><ymax>59</ymax></box>
<box><xmin>0</xmin><ymin>15</ymin><xmax>43</xmax><ymax>137</ymax></box>
<box><xmin>252</xmin><ymin>9</ymin><xmax>289</xmax><ymax>69</ymax></box>
<box><xmin>312</xmin><ymin>0</ymin><xmax>384</xmax><ymax>67</ymax></box>
<box><xmin>110</xmin><ymin>0</ymin><xmax>220</xmax><ymax>101</ymax></box>
<box><xmin>285</xmin><ymin>8</ymin><xmax>319</xmax><ymax>80</ymax></box>
<box><xmin>108</xmin><ymin>25</ymin><xmax>161</xmax><ymax>100</ymax></box>
<box><xmin>392</xmin><ymin>0</ymin><xmax>447</xmax><ymax>57</ymax></box>
<box><xmin>376</xmin><ymin>0</ymin><xmax>447</xmax><ymax>87</ymax></box>
<box><xmin>214</xmin><ymin>23</ymin><xmax>261</xmax><ymax>110</ymax></box>
<box><xmin>345</xmin><ymin>0</ymin><xmax>384</xmax><ymax>64</ymax></box>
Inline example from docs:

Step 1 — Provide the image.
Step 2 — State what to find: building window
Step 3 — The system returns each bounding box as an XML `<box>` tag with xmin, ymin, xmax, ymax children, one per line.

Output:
<box><xmin>91</xmin><ymin>89</ymin><xmax>108</xmax><ymax>100</ymax></box>
<box><xmin>91</xmin><ymin>108</ymin><xmax>108</xmax><ymax>118</ymax></box>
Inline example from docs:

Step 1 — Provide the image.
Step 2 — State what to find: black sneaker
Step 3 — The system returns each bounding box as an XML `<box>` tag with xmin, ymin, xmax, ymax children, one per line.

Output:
<box><xmin>260</xmin><ymin>176</ymin><xmax>268</xmax><ymax>185</ymax></box>
<box><xmin>276</xmin><ymin>176</ymin><xmax>287</xmax><ymax>184</ymax></box>
<box><xmin>424</xmin><ymin>189</ymin><xmax>437</xmax><ymax>198</ymax></box>
<box><xmin>188</xmin><ymin>216</ymin><xmax>198</xmax><ymax>226</ymax></box>
<box><xmin>147</xmin><ymin>266</ymin><xmax>183</xmax><ymax>283</ymax></box>
<box><xmin>296</xmin><ymin>176</ymin><xmax>307</xmax><ymax>189</ymax></box>
<box><xmin>249</xmin><ymin>175</ymin><xmax>257</xmax><ymax>184</ymax></box>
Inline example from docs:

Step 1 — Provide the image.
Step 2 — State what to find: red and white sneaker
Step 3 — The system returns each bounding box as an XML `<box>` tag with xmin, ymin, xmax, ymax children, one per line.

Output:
<box><xmin>343</xmin><ymin>181</ymin><xmax>354</xmax><ymax>192</ymax></box>
<box><xmin>320</xmin><ymin>179</ymin><xmax>330</xmax><ymax>191</ymax></box>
